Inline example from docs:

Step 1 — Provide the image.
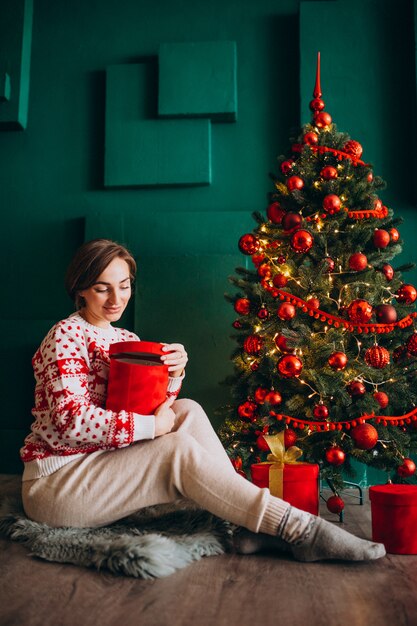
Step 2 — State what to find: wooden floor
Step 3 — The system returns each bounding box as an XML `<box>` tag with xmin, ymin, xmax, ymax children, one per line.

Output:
<box><xmin>1</xmin><ymin>474</ymin><xmax>417</xmax><ymax>626</ymax></box>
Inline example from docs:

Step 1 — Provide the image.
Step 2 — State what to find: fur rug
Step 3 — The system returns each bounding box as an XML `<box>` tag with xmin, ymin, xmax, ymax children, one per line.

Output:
<box><xmin>0</xmin><ymin>497</ymin><xmax>234</xmax><ymax>579</ymax></box>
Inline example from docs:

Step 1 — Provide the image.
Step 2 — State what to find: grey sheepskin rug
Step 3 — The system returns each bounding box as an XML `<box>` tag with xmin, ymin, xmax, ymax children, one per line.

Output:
<box><xmin>0</xmin><ymin>497</ymin><xmax>234</xmax><ymax>579</ymax></box>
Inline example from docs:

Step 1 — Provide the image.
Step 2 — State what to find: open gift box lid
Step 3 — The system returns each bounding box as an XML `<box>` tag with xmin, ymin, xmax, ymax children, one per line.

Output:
<box><xmin>109</xmin><ymin>341</ymin><xmax>166</xmax><ymax>365</ymax></box>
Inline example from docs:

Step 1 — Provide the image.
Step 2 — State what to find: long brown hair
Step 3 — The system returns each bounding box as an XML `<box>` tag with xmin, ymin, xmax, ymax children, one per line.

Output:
<box><xmin>65</xmin><ymin>239</ymin><xmax>136</xmax><ymax>309</ymax></box>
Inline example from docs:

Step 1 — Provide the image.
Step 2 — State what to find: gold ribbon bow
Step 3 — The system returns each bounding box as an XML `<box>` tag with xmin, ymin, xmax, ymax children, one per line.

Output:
<box><xmin>262</xmin><ymin>432</ymin><xmax>303</xmax><ymax>498</ymax></box>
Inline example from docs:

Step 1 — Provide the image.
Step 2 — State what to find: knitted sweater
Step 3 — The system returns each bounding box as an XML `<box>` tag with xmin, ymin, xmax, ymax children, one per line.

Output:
<box><xmin>21</xmin><ymin>312</ymin><xmax>183</xmax><ymax>480</ymax></box>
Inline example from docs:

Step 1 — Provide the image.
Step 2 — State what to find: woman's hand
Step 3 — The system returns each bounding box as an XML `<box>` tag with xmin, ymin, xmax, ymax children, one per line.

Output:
<box><xmin>154</xmin><ymin>397</ymin><xmax>176</xmax><ymax>436</ymax></box>
<box><xmin>161</xmin><ymin>343</ymin><xmax>188</xmax><ymax>378</ymax></box>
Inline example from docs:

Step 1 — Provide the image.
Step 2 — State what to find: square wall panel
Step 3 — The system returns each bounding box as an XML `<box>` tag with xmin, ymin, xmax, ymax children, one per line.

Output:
<box><xmin>105</xmin><ymin>63</ymin><xmax>211</xmax><ymax>187</ymax></box>
<box><xmin>0</xmin><ymin>0</ymin><xmax>33</xmax><ymax>129</ymax></box>
<box><xmin>158</xmin><ymin>41</ymin><xmax>237</xmax><ymax>121</ymax></box>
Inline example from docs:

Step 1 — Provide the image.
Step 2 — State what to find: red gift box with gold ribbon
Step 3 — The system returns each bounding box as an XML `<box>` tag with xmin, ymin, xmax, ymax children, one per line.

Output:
<box><xmin>106</xmin><ymin>341</ymin><xmax>169</xmax><ymax>415</ymax></box>
<box><xmin>250</xmin><ymin>432</ymin><xmax>319</xmax><ymax>515</ymax></box>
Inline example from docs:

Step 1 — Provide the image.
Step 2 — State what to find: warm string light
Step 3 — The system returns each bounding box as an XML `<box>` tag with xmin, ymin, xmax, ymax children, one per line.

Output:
<box><xmin>359</xmin><ymin>376</ymin><xmax>396</xmax><ymax>387</ymax></box>
<box><xmin>337</xmin><ymin>281</ymin><xmax>371</xmax><ymax>307</ymax></box>
<box><xmin>299</xmin><ymin>378</ymin><xmax>320</xmax><ymax>398</ymax></box>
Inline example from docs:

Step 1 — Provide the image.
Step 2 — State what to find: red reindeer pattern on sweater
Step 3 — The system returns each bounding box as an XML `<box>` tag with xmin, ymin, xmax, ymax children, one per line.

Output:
<box><xmin>20</xmin><ymin>314</ymin><xmax>182</xmax><ymax>464</ymax></box>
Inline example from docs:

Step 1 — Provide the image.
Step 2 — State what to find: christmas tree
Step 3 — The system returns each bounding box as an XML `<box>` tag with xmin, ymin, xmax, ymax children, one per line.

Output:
<box><xmin>220</xmin><ymin>53</ymin><xmax>417</xmax><ymax>496</ymax></box>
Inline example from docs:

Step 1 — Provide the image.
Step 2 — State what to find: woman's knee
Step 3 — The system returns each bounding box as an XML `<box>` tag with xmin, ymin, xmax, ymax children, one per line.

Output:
<box><xmin>173</xmin><ymin>397</ymin><xmax>205</xmax><ymax>416</ymax></box>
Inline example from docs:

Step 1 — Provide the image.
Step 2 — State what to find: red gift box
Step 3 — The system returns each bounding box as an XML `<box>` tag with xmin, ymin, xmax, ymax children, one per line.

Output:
<box><xmin>251</xmin><ymin>462</ymin><xmax>319</xmax><ymax>515</ymax></box>
<box><xmin>369</xmin><ymin>484</ymin><xmax>417</xmax><ymax>554</ymax></box>
<box><xmin>106</xmin><ymin>341</ymin><xmax>169</xmax><ymax>415</ymax></box>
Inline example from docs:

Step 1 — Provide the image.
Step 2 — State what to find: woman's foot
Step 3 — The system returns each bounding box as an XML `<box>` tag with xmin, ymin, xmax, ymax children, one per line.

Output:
<box><xmin>234</xmin><ymin>507</ymin><xmax>386</xmax><ymax>562</ymax></box>
<box><xmin>278</xmin><ymin>507</ymin><xmax>386</xmax><ymax>562</ymax></box>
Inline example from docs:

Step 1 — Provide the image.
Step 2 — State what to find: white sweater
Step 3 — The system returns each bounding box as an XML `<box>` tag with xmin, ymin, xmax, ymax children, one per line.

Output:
<box><xmin>21</xmin><ymin>313</ymin><xmax>183</xmax><ymax>480</ymax></box>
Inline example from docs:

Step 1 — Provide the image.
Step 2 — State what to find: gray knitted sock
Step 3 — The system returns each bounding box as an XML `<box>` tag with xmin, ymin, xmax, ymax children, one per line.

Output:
<box><xmin>279</xmin><ymin>507</ymin><xmax>386</xmax><ymax>562</ymax></box>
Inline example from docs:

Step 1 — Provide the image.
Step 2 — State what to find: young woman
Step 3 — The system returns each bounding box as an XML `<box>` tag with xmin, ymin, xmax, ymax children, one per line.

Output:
<box><xmin>21</xmin><ymin>239</ymin><xmax>385</xmax><ymax>562</ymax></box>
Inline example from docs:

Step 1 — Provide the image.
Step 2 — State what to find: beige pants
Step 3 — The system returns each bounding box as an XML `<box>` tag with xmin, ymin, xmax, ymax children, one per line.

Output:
<box><xmin>22</xmin><ymin>399</ymin><xmax>289</xmax><ymax>533</ymax></box>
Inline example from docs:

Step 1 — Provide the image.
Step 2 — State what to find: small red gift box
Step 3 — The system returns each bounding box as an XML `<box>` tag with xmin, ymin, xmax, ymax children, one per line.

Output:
<box><xmin>106</xmin><ymin>341</ymin><xmax>169</xmax><ymax>415</ymax></box>
<box><xmin>369</xmin><ymin>484</ymin><xmax>417</xmax><ymax>554</ymax></box>
<box><xmin>251</xmin><ymin>462</ymin><xmax>319</xmax><ymax>515</ymax></box>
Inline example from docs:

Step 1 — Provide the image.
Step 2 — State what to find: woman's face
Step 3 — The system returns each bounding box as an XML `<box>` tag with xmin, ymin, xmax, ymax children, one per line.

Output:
<box><xmin>78</xmin><ymin>257</ymin><xmax>132</xmax><ymax>328</ymax></box>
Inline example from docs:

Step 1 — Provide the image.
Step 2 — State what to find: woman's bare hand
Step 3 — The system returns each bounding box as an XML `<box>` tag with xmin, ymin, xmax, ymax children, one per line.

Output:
<box><xmin>154</xmin><ymin>396</ymin><xmax>176</xmax><ymax>436</ymax></box>
<box><xmin>161</xmin><ymin>343</ymin><xmax>188</xmax><ymax>377</ymax></box>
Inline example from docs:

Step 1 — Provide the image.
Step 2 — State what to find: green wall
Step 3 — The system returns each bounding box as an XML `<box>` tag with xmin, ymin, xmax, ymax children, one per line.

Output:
<box><xmin>1</xmin><ymin>0</ymin><xmax>416</xmax><ymax>478</ymax></box>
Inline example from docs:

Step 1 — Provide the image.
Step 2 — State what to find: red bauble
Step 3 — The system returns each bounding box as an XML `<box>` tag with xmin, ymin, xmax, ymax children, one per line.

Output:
<box><xmin>258</xmin><ymin>263</ymin><xmax>272</xmax><ymax>278</ymax></box>
<box><xmin>344</xmin><ymin>140</ymin><xmax>363</xmax><ymax>159</ymax></box>
<box><xmin>281</xmin><ymin>160</ymin><xmax>294</xmax><ymax>174</ymax></box>
<box><xmin>282</xmin><ymin>212</ymin><xmax>302</xmax><ymax>232</ymax></box>
<box><xmin>234</xmin><ymin>298</ymin><xmax>251</xmax><ymax>315</ymax></box>
<box><xmin>277</xmin><ymin>355</ymin><xmax>303</xmax><ymax>378</ymax></box>
<box><xmin>266</xmin><ymin>390</ymin><xmax>282</xmax><ymax>405</ymax></box>
<box><xmin>251</xmin><ymin>361</ymin><xmax>259</xmax><ymax>371</ymax></box>
<box><xmin>303</xmin><ymin>131</ymin><xmax>319</xmax><ymax>145</ymax></box>
<box><xmin>349</xmin><ymin>252</ymin><xmax>368</xmax><ymax>271</ymax></box>
<box><xmin>232</xmin><ymin>320</ymin><xmax>242</xmax><ymax>329</ymax></box>
<box><xmin>251</xmin><ymin>253</ymin><xmax>265</xmax><ymax>267</ymax></box>
<box><xmin>307</xmin><ymin>297</ymin><xmax>320</xmax><ymax>309</ymax></box>
<box><xmin>256</xmin><ymin>435</ymin><xmax>271</xmax><ymax>451</ymax></box>
<box><xmin>351</xmin><ymin>423</ymin><xmax>378</xmax><ymax>450</ymax></box>
<box><xmin>314</xmin><ymin>111</ymin><xmax>332</xmax><ymax>128</ymax></box>
<box><xmin>290</xmin><ymin>229</ymin><xmax>314</xmax><ymax>253</ymax></box>
<box><xmin>407</xmin><ymin>333</ymin><xmax>417</xmax><ymax>356</ymax></box>
<box><xmin>347</xmin><ymin>299</ymin><xmax>373</xmax><ymax>323</ymax></box>
<box><xmin>325</xmin><ymin>446</ymin><xmax>346</xmax><ymax>466</ymax></box>
<box><xmin>309</xmin><ymin>98</ymin><xmax>325</xmax><ymax>111</ymax></box>
<box><xmin>287</xmin><ymin>176</ymin><xmax>304</xmax><ymax>191</ymax></box>
<box><xmin>275</xmin><ymin>334</ymin><xmax>292</xmax><ymax>353</ymax></box>
<box><xmin>389</xmin><ymin>228</ymin><xmax>400</xmax><ymax>242</ymax></box>
<box><xmin>393</xmin><ymin>345</ymin><xmax>407</xmax><ymax>363</ymax></box>
<box><xmin>243</xmin><ymin>335</ymin><xmax>264</xmax><ymax>355</ymax></box>
<box><xmin>373</xmin><ymin>229</ymin><xmax>390</xmax><ymax>249</ymax></box>
<box><xmin>396</xmin><ymin>284</ymin><xmax>417</xmax><ymax>305</ymax></box>
<box><xmin>328</xmin><ymin>351</ymin><xmax>348</xmax><ymax>370</ymax></box>
<box><xmin>347</xmin><ymin>380</ymin><xmax>366</xmax><ymax>396</ymax></box>
<box><xmin>327</xmin><ymin>495</ymin><xmax>345</xmax><ymax>514</ymax></box>
<box><xmin>239</xmin><ymin>234</ymin><xmax>260</xmax><ymax>255</ymax></box>
<box><xmin>277</xmin><ymin>255</ymin><xmax>287</xmax><ymax>264</ymax></box>
<box><xmin>364</xmin><ymin>346</ymin><xmax>390</xmax><ymax>369</ymax></box>
<box><xmin>313</xmin><ymin>403</ymin><xmax>329</xmax><ymax>419</ymax></box>
<box><xmin>257</xmin><ymin>307</ymin><xmax>269</xmax><ymax>320</ymax></box>
<box><xmin>267</xmin><ymin>201</ymin><xmax>286</xmax><ymax>224</ymax></box>
<box><xmin>284</xmin><ymin>428</ymin><xmax>298</xmax><ymax>448</ymax></box>
<box><xmin>375</xmin><ymin>304</ymin><xmax>397</xmax><ymax>324</ymax></box>
<box><xmin>273</xmin><ymin>273</ymin><xmax>288</xmax><ymax>288</ymax></box>
<box><xmin>323</xmin><ymin>257</ymin><xmax>335</xmax><ymax>272</ymax></box>
<box><xmin>397</xmin><ymin>458</ymin><xmax>416</xmax><ymax>478</ymax></box>
<box><xmin>254</xmin><ymin>387</ymin><xmax>269</xmax><ymax>403</ymax></box>
<box><xmin>382</xmin><ymin>264</ymin><xmax>394</xmax><ymax>281</ymax></box>
<box><xmin>322</xmin><ymin>194</ymin><xmax>341</xmax><ymax>214</ymax></box>
<box><xmin>238</xmin><ymin>400</ymin><xmax>257</xmax><ymax>420</ymax></box>
<box><xmin>277</xmin><ymin>302</ymin><xmax>296</xmax><ymax>320</ymax></box>
<box><xmin>367</xmin><ymin>172</ymin><xmax>374</xmax><ymax>182</ymax></box>
<box><xmin>320</xmin><ymin>166</ymin><xmax>338</xmax><ymax>180</ymax></box>
<box><xmin>373</xmin><ymin>391</ymin><xmax>389</xmax><ymax>408</ymax></box>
